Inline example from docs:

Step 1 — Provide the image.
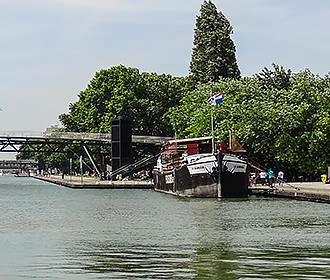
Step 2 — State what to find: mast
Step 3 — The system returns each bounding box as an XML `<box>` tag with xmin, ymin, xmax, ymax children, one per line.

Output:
<box><xmin>229</xmin><ymin>129</ymin><xmax>232</xmax><ymax>151</ymax></box>
<box><xmin>211</xmin><ymin>106</ymin><xmax>215</xmax><ymax>154</ymax></box>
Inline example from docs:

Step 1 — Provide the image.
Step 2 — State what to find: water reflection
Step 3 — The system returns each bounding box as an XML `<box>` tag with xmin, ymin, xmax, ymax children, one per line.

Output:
<box><xmin>56</xmin><ymin>195</ymin><xmax>330</xmax><ymax>279</ymax></box>
<box><xmin>190</xmin><ymin>246</ymin><xmax>239</xmax><ymax>280</ymax></box>
<box><xmin>58</xmin><ymin>242</ymin><xmax>330</xmax><ymax>279</ymax></box>
<box><xmin>236</xmin><ymin>247</ymin><xmax>330</xmax><ymax>279</ymax></box>
<box><xmin>65</xmin><ymin>243</ymin><xmax>196</xmax><ymax>279</ymax></box>
<box><xmin>61</xmin><ymin>241</ymin><xmax>242</xmax><ymax>279</ymax></box>
<box><xmin>2</xmin><ymin>177</ymin><xmax>330</xmax><ymax>279</ymax></box>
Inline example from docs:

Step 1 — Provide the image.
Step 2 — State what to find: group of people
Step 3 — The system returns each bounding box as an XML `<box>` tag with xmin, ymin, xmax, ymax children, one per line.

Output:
<box><xmin>250</xmin><ymin>169</ymin><xmax>285</xmax><ymax>187</ymax></box>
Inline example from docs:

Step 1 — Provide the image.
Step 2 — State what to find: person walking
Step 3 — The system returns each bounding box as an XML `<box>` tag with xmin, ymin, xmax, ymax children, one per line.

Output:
<box><xmin>268</xmin><ymin>168</ymin><xmax>274</xmax><ymax>187</ymax></box>
<box><xmin>277</xmin><ymin>171</ymin><xmax>284</xmax><ymax>187</ymax></box>
<box><xmin>260</xmin><ymin>171</ymin><xmax>267</xmax><ymax>185</ymax></box>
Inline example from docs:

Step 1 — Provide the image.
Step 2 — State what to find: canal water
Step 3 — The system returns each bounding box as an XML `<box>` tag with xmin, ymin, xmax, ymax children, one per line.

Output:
<box><xmin>1</xmin><ymin>176</ymin><xmax>330</xmax><ymax>279</ymax></box>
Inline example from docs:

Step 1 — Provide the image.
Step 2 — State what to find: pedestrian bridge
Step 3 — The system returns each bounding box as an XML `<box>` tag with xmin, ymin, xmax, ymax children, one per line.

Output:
<box><xmin>0</xmin><ymin>130</ymin><xmax>172</xmax><ymax>153</ymax></box>
<box><xmin>0</xmin><ymin>160</ymin><xmax>38</xmax><ymax>170</ymax></box>
<box><xmin>0</xmin><ymin>130</ymin><xmax>112</xmax><ymax>142</ymax></box>
<box><xmin>0</xmin><ymin>130</ymin><xmax>171</xmax><ymax>144</ymax></box>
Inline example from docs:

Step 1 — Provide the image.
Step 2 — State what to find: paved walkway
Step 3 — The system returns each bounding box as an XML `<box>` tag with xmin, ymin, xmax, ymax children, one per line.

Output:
<box><xmin>33</xmin><ymin>175</ymin><xmax>154</xmax><ymax>189</ymax></box>
<box><xmin>285</xmin><ymin>182</ymin><xmax>330</xmax><ymax>194</ymax></box>
<box><xmin>250</xmin><ymin>182</ymin><xmax>330</xmax><ymax>203</ymax></box>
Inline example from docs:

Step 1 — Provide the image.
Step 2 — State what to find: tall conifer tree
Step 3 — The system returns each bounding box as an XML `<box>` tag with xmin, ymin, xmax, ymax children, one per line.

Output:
<box><xmin>190</xmin><ymin>0</ymin><xmax>240</xmax><ymax>83</ymax></box>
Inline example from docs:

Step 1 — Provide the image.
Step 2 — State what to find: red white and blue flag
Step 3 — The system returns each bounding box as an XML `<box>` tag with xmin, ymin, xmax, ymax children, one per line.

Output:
<box><xmin>208</xmin><ymin>91</ymin><xmax>223</xmax><ymax>108</ymax></box>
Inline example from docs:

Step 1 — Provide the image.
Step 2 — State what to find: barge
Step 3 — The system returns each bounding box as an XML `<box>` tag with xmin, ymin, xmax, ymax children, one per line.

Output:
<box><xmin>153</xmin><ymin>137</ymin><xmax>249</xmax><ymax>198</ymax></box>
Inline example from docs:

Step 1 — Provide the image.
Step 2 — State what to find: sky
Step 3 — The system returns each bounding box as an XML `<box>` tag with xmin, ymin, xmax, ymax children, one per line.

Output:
<box><xmin>0</xmin><ymin>0</ymin><xmax>329</xmax><ymax>135</ymax></box>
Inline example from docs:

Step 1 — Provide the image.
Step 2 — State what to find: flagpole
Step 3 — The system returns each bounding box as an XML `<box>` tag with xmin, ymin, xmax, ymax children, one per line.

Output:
<box><xmin>229</xmin><ymin>129</ymin><xmax>232</xmax><ymax>151</ymax></box>
<box><xmin>211</xmin><ymin>105</ymin><xmax>215</xmax><ymax>154</ymax></box>
<box><xmin>209</xmin><ymin>91</ymin><xmax>223</xmax><ymax>154</ymax></box>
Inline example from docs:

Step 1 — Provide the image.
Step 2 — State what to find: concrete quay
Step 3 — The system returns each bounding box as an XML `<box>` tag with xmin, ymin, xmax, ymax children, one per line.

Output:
<box><xmin>32</xmin><ymin>175</ymin><xmax>154</xmax><ymax>189</ymax></box>
<box><xmin>249</xmin><ymin>182</ymin><xmax>330</xmax><ymax>203</ymax></box>
<box><xmin>32</xmin><ymin>175</ymin><xmax>330</xmax><ymax>204</ymax></box>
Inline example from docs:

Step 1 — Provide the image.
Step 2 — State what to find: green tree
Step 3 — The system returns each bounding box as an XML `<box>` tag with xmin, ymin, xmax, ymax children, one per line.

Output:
<box><xmin>168</xmin><ymin>70</ymin><xmax>330</xmax><ymax>179</ymax></box>
<box><xmin>59</xmin><ymin>65</ymin><xmax>187</xmax><ymax>136</ymax></box>
<box><xmin>58</xmin><ymin>65</ymin><xmax>190</xmax><ymax>163</ymax></box>
<box><xmin>18</xmin><ymin>66</ymin><xmax>188</xmax><ymax>170</ymax></box>
<box><xmin>256</xmin><ymin>63</ymin><xmax>292</xmax><ymax>90</ymax></box>
<box><xmin>190</xmin><ymin>0</ymin><xmax>240</xmax><ymax>83</ymax></box>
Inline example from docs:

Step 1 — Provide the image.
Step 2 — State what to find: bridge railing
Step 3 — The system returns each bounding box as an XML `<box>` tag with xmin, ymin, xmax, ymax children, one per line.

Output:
<box><xmin>43</xmin><ymin>131</ymin><xmax>111</xmax><ymax>142</ymax></box>
<box><xmin>0</xmin><ymin>131</ymin><xmax>44</xmax><ymax>138</ymax></box>
<box><xmin>0</xmin><ymin>160</ymin><xmax>38</xmax><ymax>164</ymax></box>
<box><xmin>0</xmin><ymin>130</ymin><xmax>112</xmax><ymax>142</ymax></box>
<box><xmin>0</xmin><ymin>130</ymin><xmax>172</xmax><ymax>144</ymax></box>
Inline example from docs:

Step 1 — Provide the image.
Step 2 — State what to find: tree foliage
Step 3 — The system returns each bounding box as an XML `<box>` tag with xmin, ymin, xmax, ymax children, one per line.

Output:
<box><xmin>60</xmin><ymin>65</ymin><xmax>188</xmax><ymax>137</ymax></box>
<box><xmin>168</xmin><ymin>69</ymin><xmax>330</xmax><ymax>178</ymax></box>
<box><xmin>19</xmin><ymin>64</ymin><xmax>330</xmax><ymax>179</ymax></box>
<box><xmin>18</xmin><ymin>66</ymin><xmax>189</xmax><ymax>171</ymax></box>
<box><xmin>190</xmin><ymin>0</ymin><xmax>240</xmax><ymax>83</ymax></box>
<box><xmin>256</xmin><ymin>63</ymin><xmax>292</xmax><ymax>90</ymax></box>
<box><xmin>15</xmin><ymin>0</ymin><xmax>330</xmax><ymax>181</ymax></box>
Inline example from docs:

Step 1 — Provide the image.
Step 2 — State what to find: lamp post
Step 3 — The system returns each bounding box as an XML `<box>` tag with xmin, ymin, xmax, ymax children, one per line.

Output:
<box><xmin>69</xmin><ymin>158</ymin><xmax>72</xmax><ymax>182</ymax></box>
<box><xmin>80</xmin><ymin>155</ymin><xmax>83</xmax><ymax>185</ymax></box>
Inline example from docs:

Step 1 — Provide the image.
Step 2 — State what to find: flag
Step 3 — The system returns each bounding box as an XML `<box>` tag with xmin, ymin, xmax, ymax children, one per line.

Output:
<box><xmin>208</xmin><ymin>91</ymin><xmax>223</xmax><ymax>108</ymax></box>
<box><xmin>214</xmin><ymin>91</ymin><xmax>223</xmax><ymax>105</ymax></box>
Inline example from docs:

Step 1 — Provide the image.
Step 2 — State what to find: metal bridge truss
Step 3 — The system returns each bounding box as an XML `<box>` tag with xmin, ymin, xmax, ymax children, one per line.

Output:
<box><xmin>0</xmin><ymin>132</ymin><xmax>171</xmax><ymax>153</ymax></box>
<box><xmin>0</xmin><ymin>131</ymin><xmax>171</xmax><ymax>176</ymax></box>
<box><xmin>0</xmin><ymin>137</ymin><xmax>111</xmax><ymax>153</ymax></box>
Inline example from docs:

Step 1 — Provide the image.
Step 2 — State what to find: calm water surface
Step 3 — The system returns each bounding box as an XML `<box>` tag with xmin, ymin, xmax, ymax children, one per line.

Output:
<box><xmin>1</xmin><ymin>176</ymin><xmax>330</xmax><ymax>279</ymax></box>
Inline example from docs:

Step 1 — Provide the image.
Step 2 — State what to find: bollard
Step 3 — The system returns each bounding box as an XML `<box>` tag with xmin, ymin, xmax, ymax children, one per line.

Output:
<box><xmin>321</xmin><ymin>174</ymin><xmax>327</xmax><ymax>184</ymax></box>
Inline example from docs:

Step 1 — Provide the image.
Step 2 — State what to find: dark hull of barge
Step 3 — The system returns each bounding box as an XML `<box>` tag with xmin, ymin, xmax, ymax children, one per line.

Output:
<box><xmin>153</xmin><ymin>164</ymin><xmax>249</xmax><ymax>198</ymax></box>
